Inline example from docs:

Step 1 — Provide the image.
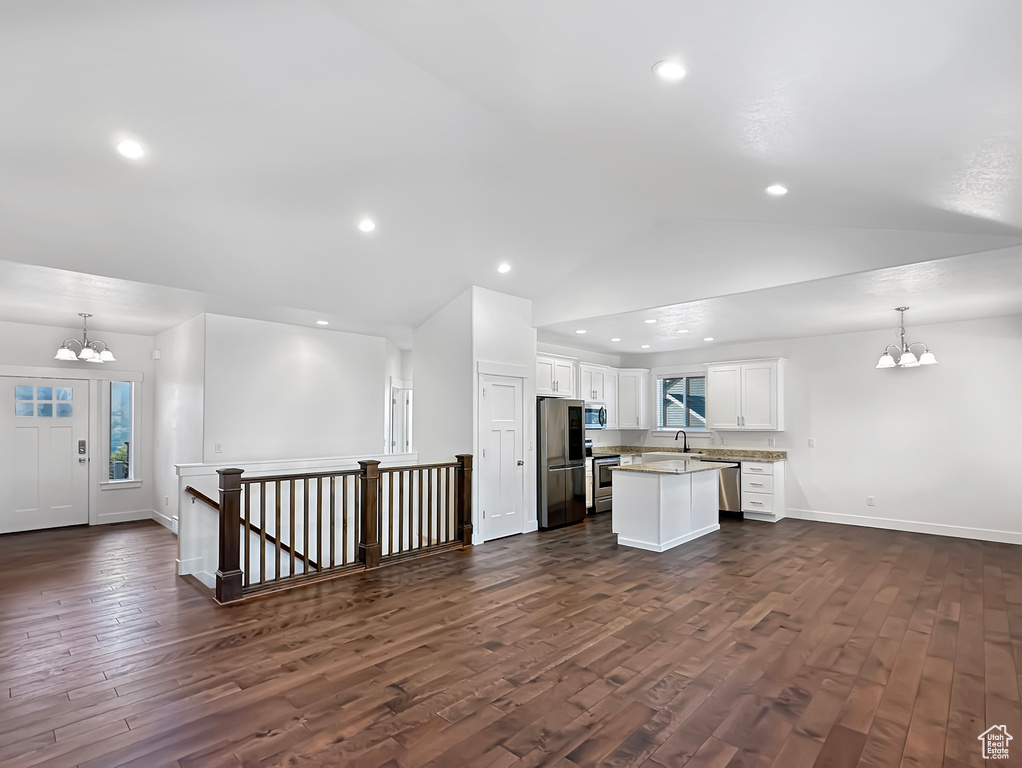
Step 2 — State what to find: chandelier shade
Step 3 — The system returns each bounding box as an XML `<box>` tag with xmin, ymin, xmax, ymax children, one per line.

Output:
<box><xmin>875</xmin><ymin>307</ymin><xmax>937</xmax><ymax>369</ymax></box>
<box><xmin>54</xmin><ymin>314</ymin><xmax>116</xmax><ymax>363</ymax></box>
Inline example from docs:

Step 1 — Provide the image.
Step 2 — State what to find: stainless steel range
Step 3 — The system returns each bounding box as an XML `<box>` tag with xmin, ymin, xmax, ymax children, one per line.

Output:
<box><xmin>592</xmin><ymin>454</ymin><xmax>620</xmax><ymax>514</ymax></box>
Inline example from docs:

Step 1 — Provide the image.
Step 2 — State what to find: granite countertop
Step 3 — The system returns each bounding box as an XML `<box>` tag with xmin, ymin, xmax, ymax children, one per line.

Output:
<box><xmin>613</xmin><ymin>459</ymin><xmax>739</xmax><ymax>475</ymax></box>
<box><xmin>593</xmin><ymin>445</ymin><xmax>787</xmax><ymax>462</ymax></box>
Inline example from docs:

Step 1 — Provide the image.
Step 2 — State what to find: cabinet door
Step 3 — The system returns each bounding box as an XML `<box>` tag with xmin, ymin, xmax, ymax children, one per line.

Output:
<box><xmin>706</xmin><ymin>365</ymin><xmax>741</xmax><ymax>429</ymax></box>
<box><xmin>554</xmin><ymin>360</ymin><xmax>575</xmax><ymax>398</ymax></box>
<box><xmin>603</xmin><ymin>371</ymin><xmax>618</xmax><ymax>428</ymax></box>
<box><xmin>580</xmin><ymin>366</ymin><xmax>594</xmax><ymax>401</ymax></box>
<box><xmin>592</xmin><ymin>369</ymin><xmax>605</xmax><ymax>401</ymax></box>
<box><xmin>536</xmin><ymin>357</ymin><xmax>556</xmax><ymax>396</ymax></box>
<box><xmin>617</xmin><ymin>371</ymin><xmax>640</xmax><ymax>428</ymax></box>
<box><xmin>741</xmin><ymin>362</ymin><xmax>776</xmax><ymax>430</ymax></box>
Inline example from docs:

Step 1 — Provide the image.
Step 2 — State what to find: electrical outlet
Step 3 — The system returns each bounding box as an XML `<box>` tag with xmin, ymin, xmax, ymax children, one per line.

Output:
<box><xmin>808</xmin><ymin>438</ymin><xmax>816</xmax><ymax>448</ymax></box>
<box><xmin>866</xmin><ymin>496</ymin><xmax>876</xmax><ymax>506</ymax></box>
<box><xmin>768</xmin><ymin>438</ymin><xmax>776</xmax><ymax>446</ymax></box>
<box><xmin>215</xmin><ymin>443</ymin><xmax>223</xmax><ymax>454</ymax></box>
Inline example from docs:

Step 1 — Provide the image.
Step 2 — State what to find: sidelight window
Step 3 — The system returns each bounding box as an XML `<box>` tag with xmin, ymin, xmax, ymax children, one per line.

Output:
<box><xmin>109</xmin><ymin>381</ymin><xmax>133</xmax><ymax>480</ymax></box>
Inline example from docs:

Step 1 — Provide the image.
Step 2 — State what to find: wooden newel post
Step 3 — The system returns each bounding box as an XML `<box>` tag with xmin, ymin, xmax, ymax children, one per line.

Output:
<box><xmin>455</xmin><ymin>454</ymin><xmax>473</xmax><ymax>547</ymax></box>
<box><xmin>216</xmin><ymin>468</ymin><xmax>245</xmax><ymax>604</ymax></box>
<box><xmin>358</xmin><ymin>460</ymin><xmax>382</xmax><ymax>569</ymax></box>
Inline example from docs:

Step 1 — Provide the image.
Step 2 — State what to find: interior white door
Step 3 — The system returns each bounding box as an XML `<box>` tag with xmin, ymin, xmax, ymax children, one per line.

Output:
<box><xmin>0</xmin><ymin>378</ymin><xmax>89</xmax><ymax>534</ymax></box>
<box><xmin>479</xmin><ymin>375</ymin><xmax>524</xmax><ymax>541</ymax></box>
<box><xmin>390</xmin><ymin>386</ymin><xmax>412</xmax><ymax>453</ymax></box>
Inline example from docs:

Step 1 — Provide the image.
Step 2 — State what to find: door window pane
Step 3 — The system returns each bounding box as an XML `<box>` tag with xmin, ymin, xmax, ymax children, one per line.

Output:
<box><xmin>15</xmin><ymin>386</ymin><xmax>33</xmax><ymax>400</ymax></box>
<box><xmin>110</xmin><ymin>382</ymin><xmax>133</xmax><ymax>480</ymax></box>
<box><xmin>56</xmin><ymin>403</ymin><xmax>73</xmax><ymax>418</ymax></box>
<box><xmin>37</xmin><ymin>403</ymin><xmax>53</xmax><ymax>417</ymax></box>
<box><xmin>15</xmin><ymin>402</ymin><xmax>33</xmax><ymax>417</ymax></box>
<box><xmin>56</xmin><ymin>388</ymin><xmax>73</xmax><ymax>401</ymax></box>
<box><xmin>36</xmin><ymin>387</ymin><xmax>53</xmax><ymax>401</ymax></box>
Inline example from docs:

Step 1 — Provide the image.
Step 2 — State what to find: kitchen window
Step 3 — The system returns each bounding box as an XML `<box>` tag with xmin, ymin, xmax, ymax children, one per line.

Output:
<box><xmin>655</xmin><ymin>374</ymin><xmax>706</xmax><ymax>430</ymax></box>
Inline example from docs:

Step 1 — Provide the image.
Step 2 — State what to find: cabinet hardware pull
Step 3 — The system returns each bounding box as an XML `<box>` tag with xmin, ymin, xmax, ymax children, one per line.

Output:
<box><xmin>750</xmin><ymin>501</ymin><xmax>763</xmax><ymax>505</ymax></box>
<box><xmin>751</xmin><ymin>482</ymin><xmax>763</xmax><ymax>486</ymax></box>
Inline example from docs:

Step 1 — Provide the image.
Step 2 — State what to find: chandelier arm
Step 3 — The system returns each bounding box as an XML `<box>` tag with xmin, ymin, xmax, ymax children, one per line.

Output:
<box><xmin>61</xmin><ymin>338</ymin><xmax>84</xmax><ymax>351</ymax></box>
<box><xmin>905</xmin><ymin>341</ymin><xmax>928</xmax><ymax>353</ymax></box>
<box><xmin>884</xmin><ymin>344</ymin><xmax>902</xmax><ymax>356</ymax></box>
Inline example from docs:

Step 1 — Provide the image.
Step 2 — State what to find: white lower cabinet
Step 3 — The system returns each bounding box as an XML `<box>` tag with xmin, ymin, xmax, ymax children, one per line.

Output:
<box><xmin>740</xmin><ymin>461</ymin><xmax>785</xmax><ymax>521</ymax></box>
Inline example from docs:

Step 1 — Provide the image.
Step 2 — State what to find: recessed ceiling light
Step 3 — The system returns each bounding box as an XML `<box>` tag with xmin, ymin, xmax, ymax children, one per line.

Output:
<box><xmin>497</xmin><ymin>263</ymin><xmax>511</xmax><ymax>274</ymax></box>
<box><xmin>116</xmin><ymin>139</ymin><xmax>145</xmax><ymax>159</ymax></box>
<box><xmin>610</xmin><ymin>338</ymin><xmax>621</xmax><ymax>342</ymax></box>
<box><xmin>765</xmin><ymin>184</ymin><xmax>788</xmax><ymax>196</ymax></box>
<box><xmin>653</xmin><ymin>60</ymin><xmax>689</xmax><ymax>81</ymax></box>
<box><xmin>357</xmin><ymin>218</ymin><xmax>376</xmax><ymax>233</ymax></box>
<box><xmin>703</xmin><ymin>337</ymin><xmax>714</xmax><ymax>342</ymax></box>
<box><xmin>575</xmin><ymin>329</ymin><xmax>587</xmax><ymax>334</ymax></box>
<box><xmin>644</xmin><ymin>319</ymin><xmax>657</xmax><ymax>324</ymax></box>
<box><xmin>675</xmin><ymin>329</ymin><xmax>689</xmax><ymax>334</ymax></box>
<box><xmin>640</xmin><ymin>344</ymin><xmax>651</xmax><ymax>349</ymax></box>
<box><xmin>316</xmin><ymin>320</ymin><xmax>329</xmax><ymax>326</ymax></box>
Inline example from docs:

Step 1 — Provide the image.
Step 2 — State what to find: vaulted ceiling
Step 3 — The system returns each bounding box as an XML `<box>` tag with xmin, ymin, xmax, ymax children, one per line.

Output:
<box><xmin>2</xmin><ymin>1</ymin><xmax>1021</xmax><ymax>349</ymax></box>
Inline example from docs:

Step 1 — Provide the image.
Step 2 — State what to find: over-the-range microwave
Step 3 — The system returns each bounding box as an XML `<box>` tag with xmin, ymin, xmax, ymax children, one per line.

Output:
<box><xmin>584</xmin><ymin>404</ymin><xmax>607</xmax><ymax>429</ymax></box>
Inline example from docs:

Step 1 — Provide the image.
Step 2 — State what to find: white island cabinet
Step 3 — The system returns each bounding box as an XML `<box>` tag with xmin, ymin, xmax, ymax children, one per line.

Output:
<box><xmin>611</xmin><ymin>460</ymin><xmax>735</xmax><ymax>552</ymax></box>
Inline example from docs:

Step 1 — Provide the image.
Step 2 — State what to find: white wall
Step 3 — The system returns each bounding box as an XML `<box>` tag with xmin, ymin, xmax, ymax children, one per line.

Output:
<box><xmin>201</xmin><ymin>315</ymin><xmax>389</xmax><ymax>463</ymax></box>
<box><xmin>473</xmin><ymin>286</ymin><xmax>539</xmax><ymax>533</ymax></box>
<box><xmin>0</xmin><ymin>319</ymin><xmax>155</xmax><ymax>524</ymax></box>
<box><xmin>413</xmin><ymin>289</ymin><xmax>474</xmax><ymax>462</ymax></box>
<box><xmin>622</xmin><ymin>315</ymin><xmax>1022</xmax><ymax>543</ymax></box>
<box><xmin>152</xmin><ymin>315</ymin><xmax>205</xmax><ymax>530</ymax></box>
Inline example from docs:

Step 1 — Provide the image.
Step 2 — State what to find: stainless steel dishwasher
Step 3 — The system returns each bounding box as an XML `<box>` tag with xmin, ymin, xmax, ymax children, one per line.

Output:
<box><xmin>700</xmin><ymin>459</ymin><xmax>742</xmax><ymax>518</ymax></box>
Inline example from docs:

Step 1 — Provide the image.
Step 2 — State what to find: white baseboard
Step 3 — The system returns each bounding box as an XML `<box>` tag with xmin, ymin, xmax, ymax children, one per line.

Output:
<box><xmin>152</xmin><ymin>509</ymin><xmax>177</xmax><ymax>533</ymax></box>
<box><xmin>618</xmin><ymin>523</ymin><xmax>720</xmax><ymax>553</ymax></box>
<box><xmin>786</xmin><ymin>508</ymin><xmax>1022</xmax><ymax>546</ymax></box>
<box><xmin>177</xmin><ymin>556</ymin><xmax>203</xmax><ymax>576</ymax></box>
<box><xmin>97</xmin><ymin>509</ymin><xmax>156</xmax><ymax>525</ymax></box>
<box><xmin>195</xmin><ymin>570</ymin><xmax>215</xmax><ymax>589</ymax></box>
<box><xmin>524</xmin><ymin>520</ymin><xmax>538</xmax><ymax>533</ymax></box>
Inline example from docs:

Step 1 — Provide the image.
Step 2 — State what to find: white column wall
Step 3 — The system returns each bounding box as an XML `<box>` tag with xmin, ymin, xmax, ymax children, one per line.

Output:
<box><xmin>152</xmin><ymin>315</ymin><xmax>205</xmax><ymax>530</ymax></box>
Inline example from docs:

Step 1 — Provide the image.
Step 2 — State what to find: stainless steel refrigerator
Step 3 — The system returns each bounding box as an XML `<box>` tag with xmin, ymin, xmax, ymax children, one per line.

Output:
<box><xmin>537</xmin><ymin>398</ymin><xmax>587</xmax><ymax>529</ymax></box>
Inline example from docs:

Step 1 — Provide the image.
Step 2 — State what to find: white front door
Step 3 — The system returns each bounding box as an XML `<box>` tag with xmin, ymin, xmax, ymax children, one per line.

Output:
<box><xmin>479</xmin><ymin>374</ymin><xmax>524</xmax><ymax>541</ymax></box>
<box><xmin>0</xmin><ymin>378</ymin><xmax>89</xmax><ymax>534</ymax></box>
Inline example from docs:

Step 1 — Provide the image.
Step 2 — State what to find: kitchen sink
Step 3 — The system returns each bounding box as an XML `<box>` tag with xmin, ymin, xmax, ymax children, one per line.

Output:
<box><xmin>641</xmin><ymin>451</ymin><xmax>706</xmax><ymax>462</ymax></box>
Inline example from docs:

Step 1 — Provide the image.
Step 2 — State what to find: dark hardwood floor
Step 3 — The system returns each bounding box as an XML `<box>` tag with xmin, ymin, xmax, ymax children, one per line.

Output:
<box><xmin>1</xmin><ymin>514</ymin><xmax>1020</xmax><ymax>768</ymax></box>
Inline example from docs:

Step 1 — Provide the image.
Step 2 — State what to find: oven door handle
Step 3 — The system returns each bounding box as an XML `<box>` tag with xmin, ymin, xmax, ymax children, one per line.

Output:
<box><xmin>599</xmin><ymin>407</ymin><xmax>607</xmax><ymax>427</ymax></box>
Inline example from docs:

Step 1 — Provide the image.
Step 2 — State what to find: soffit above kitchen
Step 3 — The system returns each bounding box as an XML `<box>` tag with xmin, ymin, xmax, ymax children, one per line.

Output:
<box><xmin>538</xmin><ymin>246</ymin><xmax>1022</xmax><ymax>354</ymax></box>
<box><xmin>0</xmin><ymin>0</ymin><xmax>1020</xmax><ymax>338</ymax></box>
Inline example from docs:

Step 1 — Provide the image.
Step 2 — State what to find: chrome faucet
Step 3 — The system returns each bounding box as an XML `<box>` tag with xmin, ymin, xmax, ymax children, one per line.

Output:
<box><xmin>674</xmin><ymin>430</ymin><xmax>690</xmax><ymax>452</ymax></box>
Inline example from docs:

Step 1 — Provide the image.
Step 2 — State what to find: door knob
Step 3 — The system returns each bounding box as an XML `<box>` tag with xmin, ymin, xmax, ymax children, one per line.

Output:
<box><xmin>79</xmin><ymin>457</ymin><xmax>86</xmax><ymax>463</ymax></box>
<box><xmin>517</xmin><ymin>460</ymin><xmax>524</xmax><ymax>466</ymax></box>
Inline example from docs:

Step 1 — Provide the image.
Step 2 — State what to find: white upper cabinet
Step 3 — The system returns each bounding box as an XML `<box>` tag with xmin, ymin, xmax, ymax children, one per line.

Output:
<box><xmin>537</xmin><ymin>354</ymin><xmax>577</xmax><ymax>398</ymax></box>
<box><xmin>579</xmin><ymin>364</ymin><xmax>612</xmax><ymax>402</ymax></box>
<box><xmin>705</xmin><ymin>359</ymin><xmax>785</xmax><ymax>431</ymax></box>
<box><xmin>617</xmin><ymin>369</ymin><xmax>650</xmax><ymax>430</ymax></box>
<box><xmin>603</xmin><ymin>370</ymin><xmax>618</xmax><ymax>429</ymax></box>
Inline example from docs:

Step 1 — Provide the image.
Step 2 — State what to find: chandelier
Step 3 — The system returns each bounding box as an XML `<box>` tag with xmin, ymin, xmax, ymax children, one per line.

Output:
<box><xmin>54</xmin><ymin>313</ymin><xmax>116</xmax><ymax>363</ymax></box>
<box><xmin>875</xmin><ymin>307</ymin><xmax>937</xmax><ymax>369</ymax></box>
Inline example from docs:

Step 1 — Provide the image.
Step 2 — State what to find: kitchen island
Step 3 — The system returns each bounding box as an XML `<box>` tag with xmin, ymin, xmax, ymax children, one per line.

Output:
<box><xmin>611</xmin><ymin>460</ymin><xmax>737</xmax><ymax>552</ymax></box>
